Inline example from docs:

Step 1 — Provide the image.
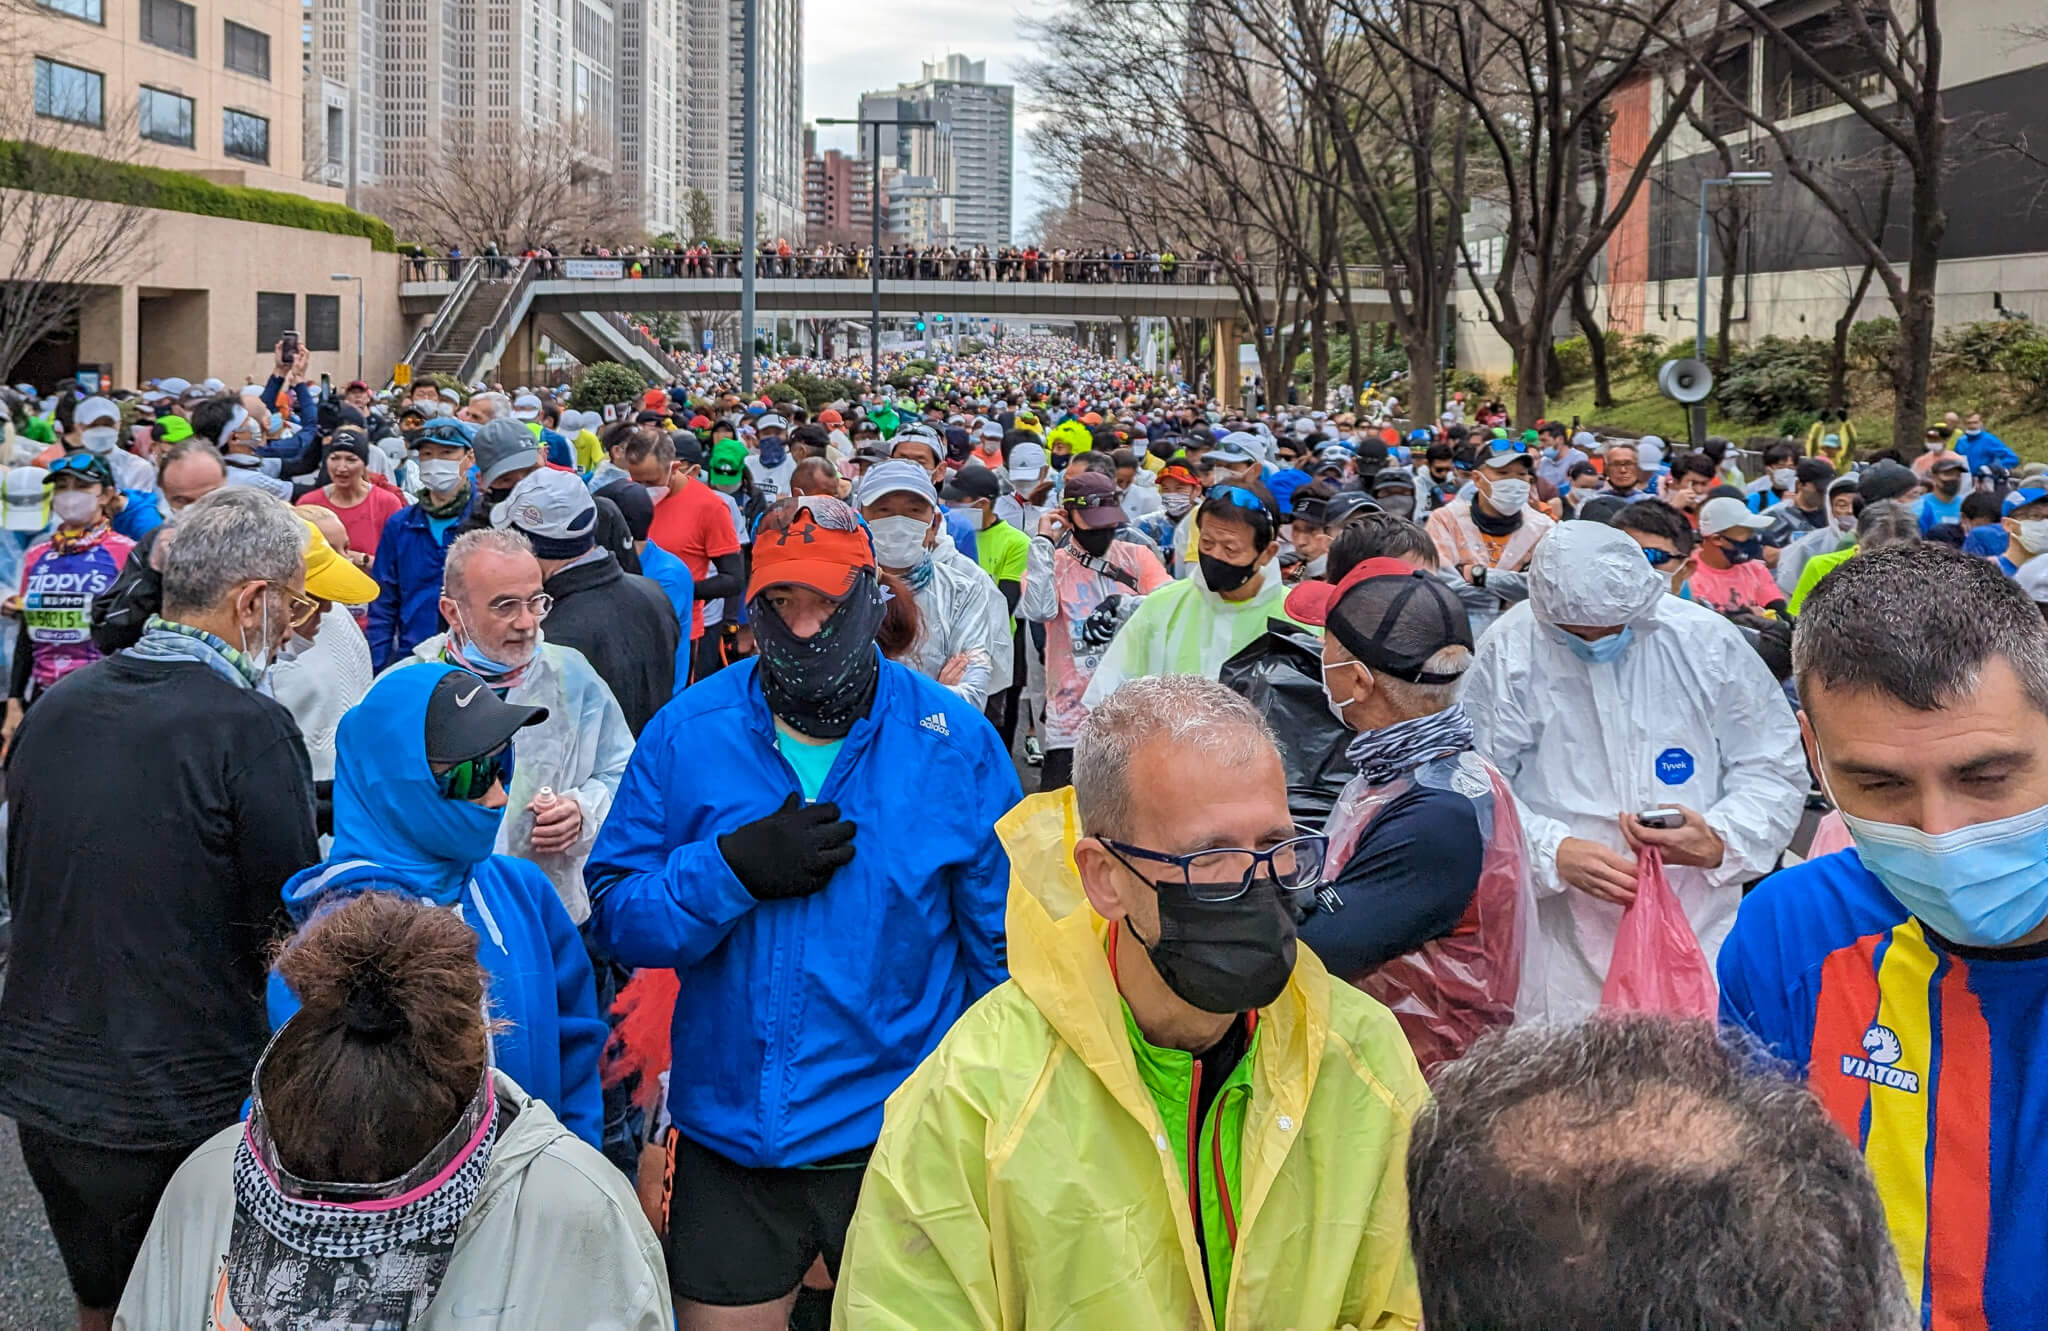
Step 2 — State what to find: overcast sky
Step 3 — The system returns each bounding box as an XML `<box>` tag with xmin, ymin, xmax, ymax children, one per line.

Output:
<box><xmin>802</xmin><ymin>0</ymin><xmax>1049</xmax><ymax>242</ymax></box>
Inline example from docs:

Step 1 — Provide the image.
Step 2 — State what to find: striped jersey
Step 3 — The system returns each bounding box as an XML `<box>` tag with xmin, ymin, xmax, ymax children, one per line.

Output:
<box><xmin>1720</xmin><ymin>848</ymin><xmax>2048</xmax><ymax>1330</ymax></box>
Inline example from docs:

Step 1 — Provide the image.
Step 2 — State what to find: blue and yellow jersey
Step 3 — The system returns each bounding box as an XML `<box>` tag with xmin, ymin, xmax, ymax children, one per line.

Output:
<box><xmin>1721</xmin><ymin>848</ymin><xmax>2048</xmax><ymax>1330</ymax></box>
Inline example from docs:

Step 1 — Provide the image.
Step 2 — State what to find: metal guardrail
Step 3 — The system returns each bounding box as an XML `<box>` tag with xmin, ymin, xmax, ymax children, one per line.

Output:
<box><xmin>603</xmin><ymin>312</ymin><xmax>687</xmax><ymax>376</ymax></box>
<box><xmin>401</xmin><ymin>260</ymin><xmax>482</xmax><ymax>372</ymax></box>
<box><xmin>454</xmin><ymin>258</ymin><xmax>535</xmax><ymax>385</ymax></box>
<box><xmin>398</xmin><ymin>256</ymin><xmax>1397</xmax><ymax>292</ymax></box>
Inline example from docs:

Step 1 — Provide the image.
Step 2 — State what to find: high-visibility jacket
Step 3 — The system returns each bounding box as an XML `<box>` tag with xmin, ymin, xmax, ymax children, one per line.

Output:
<box><xmin>832</xmin><ymin>789</ymin><xmax>1426</xmax><ymax>1331</ymax></box>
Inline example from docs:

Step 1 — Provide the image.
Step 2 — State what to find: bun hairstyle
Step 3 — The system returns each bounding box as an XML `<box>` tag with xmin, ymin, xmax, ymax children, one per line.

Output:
<box><xmin>263</xmin><ymin>893</ymin><xmax>491</xmax><ymax>1183</ymax></box>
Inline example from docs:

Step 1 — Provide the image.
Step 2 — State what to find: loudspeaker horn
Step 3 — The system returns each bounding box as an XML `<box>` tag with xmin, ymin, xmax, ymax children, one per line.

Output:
<box><xmin>1657</xmin><ymin>358</ymin><xmax>1714</xmax><ymax>404</ymax></box>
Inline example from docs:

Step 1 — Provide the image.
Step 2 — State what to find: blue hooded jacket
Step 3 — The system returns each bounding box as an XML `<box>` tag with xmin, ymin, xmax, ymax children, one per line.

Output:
<box><xmin>270</xmin><ymin>664</ymin><xmax>605</xmax><ymax>1147</ymax></box>
<box><xmin>585</xmin><ymin>656</ymin><xmax>1021</xmax><ymax>1169</ymax></box>
<box><xmin>365</xmin><ymin>480</ymin><xmax>477</xmax><ymax>669</ymax></box>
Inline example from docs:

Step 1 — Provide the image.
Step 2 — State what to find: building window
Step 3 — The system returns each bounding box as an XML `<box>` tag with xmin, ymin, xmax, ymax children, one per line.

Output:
<box><xmin>38</xmin><ymin>0</ymin><xmax>102</xmax><ymax>24</ymax></box>
<box><xmin>256</xmin><ymin>292</ymin><xmax>295</xmax><ymax>352</ymax></box>
<box><xmin>325</xmin><ymin>105</ymin><xmax>345</xmax><ymax>164</ymax></box>
<box><xmin>305</xmin><ymin>295</ymin><xmax>341</xmax><ymax>352</ymax></box>
<box><xmin>223</xmin><ymin>107</ymin><xmax>270</xmax><ymax>163</ymax></box>
<box><xmin>141</xmin><ymin>0</ymin><xmax>196</xmax><ymax>54</ymax></box>
<box><xmin>138</xmin><ymin>86</ymin><xmax>195</xmax><ymax>146</ymax></box>
<box><xmin>224</xmin><ymin>20</ymin><xmax>270</xmax><ymax>79</ymax></box>
<box><xmin>33</xmin><ymin>57</ymin><xmax>103</xmax><ymax>128</ymax></box>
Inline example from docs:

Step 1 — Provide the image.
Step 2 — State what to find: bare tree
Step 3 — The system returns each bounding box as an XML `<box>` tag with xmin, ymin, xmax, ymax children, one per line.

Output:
<box><xmin>0</xmin><ymin>52</ymin><xmax>156</xmax><ymax>382</ymax></box>
<box><xmin>365</xmin><ymin>118</ymin><xmax>639</xmax><ymax>251</ymax></box>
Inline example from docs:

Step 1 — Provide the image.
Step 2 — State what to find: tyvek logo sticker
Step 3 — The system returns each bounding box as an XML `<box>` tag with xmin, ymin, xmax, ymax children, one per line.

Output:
<box><xmin>1655</xmin><ymin>747</ymin><xmax>1695</xmax><ymax>786</ymax></box>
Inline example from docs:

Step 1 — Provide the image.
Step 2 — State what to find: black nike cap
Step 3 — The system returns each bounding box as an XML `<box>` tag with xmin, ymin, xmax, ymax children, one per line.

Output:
<box><xmin>424</xmin><ymin>669</ymin><xmax>549</xmax><ymax>765</ymax></box>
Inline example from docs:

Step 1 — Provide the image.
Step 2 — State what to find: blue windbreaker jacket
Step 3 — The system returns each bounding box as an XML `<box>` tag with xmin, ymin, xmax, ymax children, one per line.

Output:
<box><xmin>365</xmin><ymin>482</ymin><xmax>477</xmax><ymax>668</ymax></box>
<box><xmin>270</xmin><ymin>664</ymin><xmax>606</xmax><ymax>1147</ymax></box>
<box><xmin>585</xmin><ymin>656</ymin><xmax>1021</xmax><ymax>1168</ymax></box>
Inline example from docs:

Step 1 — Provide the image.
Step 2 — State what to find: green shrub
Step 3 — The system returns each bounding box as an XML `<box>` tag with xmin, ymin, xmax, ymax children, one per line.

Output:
<box><xmin>1452</xmin><ymin>371</ymin><xmax>1490</xmax><ymax>397</ymax></box>
<box><xmin>1846</xmin><ymin>317</ymin><xmax>1899</xmax><ymax>376</ymax></box>
<box><xmin>568</xmin><ymin>361</ymin><xmax>648</xmax><ymax>411</ymax></box>
<box><xmin>0</xmin><ymin>139</ymin><xmax>395</xmax><ymax>250</ymax></box>
<box><xmin>1936</xmin><ymin>319</ymin><xmax>2034</xmax><ymax>373</ymax></box>
<box><xmin>1551</xmin><ymin>336</ymin><xmax>1592</xmax><ymax>386</ymax></box>
<box><xmin>1998</xmin><ymin>335</ymin><xmax>2048</xmax><ymax>407</ymax></box>
<box><xmin>1623</xmin><ymin>333</ymin><xmax>1667</xmax><ymax>381</ymax></box>
<box><xmin>1715</xmin><ymin>336</ymin><xmax>1829</xmax><ymax>425</ymax></box>
<box><xmin>886</xmin><ymin>359</ymin><xmax>937</xmax><ymax>390</ymax></box>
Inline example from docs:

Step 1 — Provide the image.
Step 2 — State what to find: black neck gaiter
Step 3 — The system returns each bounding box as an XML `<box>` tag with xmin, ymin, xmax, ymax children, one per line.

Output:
<box><xmin>750</xmin><ymin>570</ymin><xmax>887</xmax><ymax>739</ymax></box>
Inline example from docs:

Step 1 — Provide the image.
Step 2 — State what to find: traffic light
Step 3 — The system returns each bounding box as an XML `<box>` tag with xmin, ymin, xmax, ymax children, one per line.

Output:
<box><xmin>915</xmin><ymin>321</ymin><xmax>926</xmax><ymax>331</ymax></box>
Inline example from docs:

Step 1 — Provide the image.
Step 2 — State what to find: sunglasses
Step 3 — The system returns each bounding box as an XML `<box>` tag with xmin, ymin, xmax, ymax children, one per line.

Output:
<box><xmin>47</xmin><ymin>453</ymin><xmax>110</xmax><ymax>483</ymax></box>
<box><xmin>436</xmin><ymin>742</ymin><xmax>513</xmax><ymax>802</ymax></box>
<box><xmin>1209</xmin><ymin>486</ymin><xmax>1269</xmax><ymax>514</ymax></box>
<box><xmin>1643</xmin><ymin>546</ymin><xmax>1680</xmax><ymax>568</ymax></box>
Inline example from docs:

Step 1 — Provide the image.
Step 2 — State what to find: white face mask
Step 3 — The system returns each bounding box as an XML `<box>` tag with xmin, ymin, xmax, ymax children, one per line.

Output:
<box><xmin>1772</xmin><ymin>468</ymin><xmax>1797</xmax><ymax>491</ymax></box>
<box><xmin>1834</xmin><ymin>513</ymin><xmax>1859</xmax><ymax>533</ymax></box>
<box><xmin>416</xmin><ymin>458</ymin><xmax>465</xmax><ymax>494</ymax></box>
<box><xmin>51</xmin><ymin>489</ymin><xmax>100</xmax><ymax>525</ymax></box>
<box><xmin>80</xmin><ymin>426</ymin><xmax>120</xmax><ymax>456</ymax></box>
<box><xmin>643</xmin><ymin>483</ymin><xmax>670</xmax><ymax>510</ymax></box>
<box><xmin>239</xmin><ymin>590</ymin><xmax>277</xmax><ymax>677</ymax></box>
<box><xmin>1484</xmin><ymin>477</ymin><xmax>1531</xmax><ymax>512</ymax></box>
<box><xmin>1321</xmin><ymin>659</ymin><xmax>1362</xmax><ymax>727</ymax></box>
<box><xmin>868</xmin><ymin>514</ymin><xmax>934</xmax><ymax>569</ymax></box>
<box><xmin>2013</xmin><ymin>519</ymin><xmax>2048</xmax><ymax>556</ymax></box>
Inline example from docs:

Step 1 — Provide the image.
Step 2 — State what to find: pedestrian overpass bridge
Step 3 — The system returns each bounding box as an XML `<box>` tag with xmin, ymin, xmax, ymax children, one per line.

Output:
<box><xmin>394</xmin><ymin>257</ymin><xmax>1401</xmax><ymax>389</ymax></box>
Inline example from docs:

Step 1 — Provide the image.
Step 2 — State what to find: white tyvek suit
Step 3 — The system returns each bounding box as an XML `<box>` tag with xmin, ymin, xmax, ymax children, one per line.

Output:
<box><xmin>1462</xmin><ymin>522</ymin><xmax>1807</xmax><ymax>1021</ymax></box>
<box><xmin>394</xmin><ymin>632</ymin><xmax>634</xmax><ymax>924</ymax></box>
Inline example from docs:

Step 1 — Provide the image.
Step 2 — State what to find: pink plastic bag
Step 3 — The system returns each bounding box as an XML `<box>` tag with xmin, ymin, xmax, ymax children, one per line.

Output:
<box><xmin>1599</xmin><ymin>847</ymin><xmax>1717</xmax><ymax>1018</ymax></box>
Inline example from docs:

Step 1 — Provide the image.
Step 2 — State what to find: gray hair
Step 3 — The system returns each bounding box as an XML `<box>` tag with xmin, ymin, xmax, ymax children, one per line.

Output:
<box><xmin>1409</xmin><ymin>1015</ymin><xmax>1914</xmax><ymax>1331</ymax></box>
<box><xmin>1074</xmin><ymin>675</ymin><xmax>1280</xmax><ymax>840</ymax></box>
<box><xmin>160</xmin><ymin>487</ymin><xmax>307</xmax><ymax>614</ymax></box>
<box><xmin>468</xmin><ymin>392</ymin><xmax>513</xmax><ymax>422</ymax></box>
<box><xmin>1855</xmin><ymin>498</ymin><xmax>1921</xmax><ymax>551</ymax></box>
<box><xmin>442</xmin><ymin>527</ymin><xmax>535</xmax><ymax>606</ymax></box>
<box><xmin>1379</xmin><ymin>645</ymin><xmax>1472</xmax><ymax>718</ymax></box>
<box><xmin>157</xmin><ymin>438</ymin><xmax>227</xmax><ymax>482</ymax></box>
<box><xmin>1793</xmin><ymin>541</ymin><xmax>2048</xmax><ymax>715</ymax></box>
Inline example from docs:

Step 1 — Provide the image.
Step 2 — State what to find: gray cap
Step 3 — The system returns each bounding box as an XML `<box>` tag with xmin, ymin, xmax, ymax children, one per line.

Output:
<box><xmin>472</xmin><ymin>418</ymin><xmax>541</xmax><ymax>487</ymax></box>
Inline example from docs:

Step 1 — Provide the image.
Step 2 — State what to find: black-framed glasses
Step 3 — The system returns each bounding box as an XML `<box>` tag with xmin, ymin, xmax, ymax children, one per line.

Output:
<box><xmin>1100</xmin><ymin>833</ymin><xmax>1327</xmax><ymax>903</ymax></box>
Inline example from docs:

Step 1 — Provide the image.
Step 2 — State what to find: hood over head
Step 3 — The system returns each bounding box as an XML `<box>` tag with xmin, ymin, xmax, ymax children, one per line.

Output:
<box><xmin>1527</xmin><ymin>521</ymin><xmax>1666</xmax><ymax>631</ymax></box>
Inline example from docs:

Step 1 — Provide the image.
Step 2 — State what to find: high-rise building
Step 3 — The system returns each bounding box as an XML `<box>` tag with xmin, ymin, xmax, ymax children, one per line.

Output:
<box><xmin>859</xmin><ymin>54</ymin><xmax>1012</xmax><ymax>249</ymax></box>
<box><xmin>803</xmin><ymin>126</ymin><xmax>880</xmax><ymax>245</ymax></box>
<box><xmin>618</xmin><ymin>0</ymin><xmax>679</xmax><ymax>233</ymax></box>
<box><xmin>302</xmin><ymin>0</ymin><xmax>620</xmax><ymax>195</ymax></box>
<box><xmin>723</xmin><ymin>0</ymin><xmax>802</xmax><ymax>241</ymax></box>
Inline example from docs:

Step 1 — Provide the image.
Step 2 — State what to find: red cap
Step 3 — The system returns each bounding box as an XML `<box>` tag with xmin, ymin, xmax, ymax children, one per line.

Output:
<box><xmin>641</xmin><ymin>388</ymin><xmax>667</xmax><ymax>410</ymax></box>
<box><xmin>1283</xmin><ymin>557</ymin><xmax>1426</xmax><ymax>627</ymax></box>
<box><xmin>818</xmin><ymin>408</ymin><xmax>843</xmax><ymax>426</ymax></box>
<box><xmin>746</xmin><ymin>498</ymin><xmax>876</xmax><ymax>602</ymax></box>
<box><xmin>1158</xmin><ymin>464</ymin><xmax>1203</xmax><ymax>488</ymax></box>
<box><xmin>688</xmin><ymin>415</ymin><xmax>712</xmax><ymax>430</ymax></box>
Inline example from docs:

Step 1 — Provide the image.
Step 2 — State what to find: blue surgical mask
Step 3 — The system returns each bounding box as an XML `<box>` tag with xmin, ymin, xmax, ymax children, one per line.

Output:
<box><xmin>1833</xmin><ymin>796</ymin><xmax>2048</xmax><ymax>947</ymax></box>
<box><xmin>1547</xmin><ymin>623</ymin><xmax>1634</xmax><ymax>665</ymax></box>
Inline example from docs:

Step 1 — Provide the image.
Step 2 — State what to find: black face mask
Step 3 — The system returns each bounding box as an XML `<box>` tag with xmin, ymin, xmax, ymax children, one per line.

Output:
<box><xmin>749</xmin><ymin>570</ymin><xmax>886</xmax><ymax>738</ymax></box>
<box><xmin>1200</xmin><ymin>552</ymin><xmax>1260</xmax><ymax>594</ymax></box>
<box><xmin>1050</xmin><ymin>452</ymin><xmax>1072</xmax><ymax>471</ymax></box>
<box><xmin>1071</xmin><ymin>526</ymin><xmax>1116</xmax><ymax>558</ymax></box>
<box><xmin>1723</xmin><ymin>534</ymin><xmax>1764</xmax><ymax>564</ymax></box>
<box><xmin>1127</xmin><ymin>875</ymin><xmax>1299</xmax><ymax>1014</ymax></box>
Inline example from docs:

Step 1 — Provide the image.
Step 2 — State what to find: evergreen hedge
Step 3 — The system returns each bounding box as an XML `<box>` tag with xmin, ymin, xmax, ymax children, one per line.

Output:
<box><xmin>0</xmin><ymin>140</ymin><xmax>396</xmax><ymax>251</ymax></box>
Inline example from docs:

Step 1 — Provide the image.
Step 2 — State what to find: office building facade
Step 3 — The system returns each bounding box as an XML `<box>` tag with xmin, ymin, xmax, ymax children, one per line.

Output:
<box><xmin>859</xmin><ymin>53</ymin><xmax>1012</xmax><ymax>249</ymax></box>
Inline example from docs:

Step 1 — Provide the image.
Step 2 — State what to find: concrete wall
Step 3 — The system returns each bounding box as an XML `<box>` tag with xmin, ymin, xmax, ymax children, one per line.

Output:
<box><xmin>1</xmin><ymin>191</ymin><xmax>410</xmax><ymax>387</ymax></box>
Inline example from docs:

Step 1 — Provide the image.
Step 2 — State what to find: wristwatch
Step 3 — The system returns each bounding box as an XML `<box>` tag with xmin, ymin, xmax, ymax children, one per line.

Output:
<box><xmin>1473</xmin><ymin>566</ymin><xmax>1488</xmax><ymax>589</ymax></box>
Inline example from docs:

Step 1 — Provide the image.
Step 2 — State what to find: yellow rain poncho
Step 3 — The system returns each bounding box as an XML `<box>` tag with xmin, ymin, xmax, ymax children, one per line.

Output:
<box><xmin>832</xmin><ymin>789</ymin><xmax>1426</xmax><ymax>1331</ymax></box>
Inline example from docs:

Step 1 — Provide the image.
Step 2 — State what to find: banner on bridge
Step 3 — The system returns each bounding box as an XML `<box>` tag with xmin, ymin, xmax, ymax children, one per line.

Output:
<box><xmin>562</xmin><ymin>259</ymin><xmax>624</xmax><ymax>280</ymax></box>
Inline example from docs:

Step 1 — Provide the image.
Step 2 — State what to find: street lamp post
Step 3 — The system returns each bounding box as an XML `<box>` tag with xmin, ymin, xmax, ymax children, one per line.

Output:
<box><xmin>739</xmin><ymin>0</ymin><xmax>758</xmax><ymax>397</ymax></box>
<box><xmin>816</xmin><ymin>114</ymin><xmax>940</xmax><ymax>396</ymax></box>
<box><xmin>329</xmin><ymin>273</ymin><xmax>364</xmax><ymax>383</ymax></box>
<box><xmin>1693</xmin><ymin>171</ymin><xmax>1772</xmax><ymax>444</ymax></box>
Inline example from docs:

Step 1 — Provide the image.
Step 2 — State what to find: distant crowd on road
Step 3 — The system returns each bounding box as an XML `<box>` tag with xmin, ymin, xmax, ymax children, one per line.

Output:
<box><xmin>405</xmin><ymin>240</ymin><xmax>1226</xmax><ymax>285</ymax></box>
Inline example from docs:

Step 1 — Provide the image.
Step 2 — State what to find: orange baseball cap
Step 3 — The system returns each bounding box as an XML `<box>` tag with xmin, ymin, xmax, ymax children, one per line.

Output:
<box><xmin>746</xmin><ymin>497</ymin><xmax>875</xmax><ymax>601</ymax></box>
<box><xmin>818</xmin><ymin>408</ymin><xmax>843</xmax><ymax>426</ymax></box>
<box><xmin>642</xmin><ymin>388</ymin><xmax>668</xmax><ymax>411</ymax></box>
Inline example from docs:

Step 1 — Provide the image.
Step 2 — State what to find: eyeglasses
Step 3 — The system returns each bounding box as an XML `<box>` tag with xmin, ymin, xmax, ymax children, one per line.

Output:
<box><xmin>1100</xmin><ymin>833</ymin><xmax>1328</xmax><ymax>903</ymax></box>
<box><xmin>437</xmin><ymin>742</ymin><xmax>513</xmax><ymax>802</ymax></box>
<box><xmin>485</xmin><ymin>592</ymin><xmax>554</xmax><ymax>622</ymax></box>
<box><xmin>281</xmin><ymin>586</ymin><xmax>322</xmax><ymax>629</ymax></box>
<box><xmin>1642</xmin><ymin>546</ymin><xmax>1679</xmax><ymax>568</ymax></box>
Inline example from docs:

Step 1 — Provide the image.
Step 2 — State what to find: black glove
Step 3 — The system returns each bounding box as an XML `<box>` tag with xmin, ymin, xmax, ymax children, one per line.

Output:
<box><xmin>718</xmin><ymin>793</ymin><xmax>857</xmax><ymax>901</ymax></box>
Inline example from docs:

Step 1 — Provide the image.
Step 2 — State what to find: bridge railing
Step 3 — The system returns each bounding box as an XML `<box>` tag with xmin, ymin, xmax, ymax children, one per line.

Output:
<box><xmin>398</xmin><ymin>254</ymin><xmax>1396</xmax><ymax>292</ymax></box>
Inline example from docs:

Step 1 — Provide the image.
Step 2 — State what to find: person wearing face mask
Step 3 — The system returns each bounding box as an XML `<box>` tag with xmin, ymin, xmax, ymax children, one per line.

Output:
<box><xmin>1954</xmin><ymin>409</ymin><xmax>2019</xmax><ymax>476</ymax></box>
<box><xmin>1426</xmin><ymin>438</ymin><xmax>1553</xmax><ymax>637</ymax></box>
<box><xmin>889</xmin><ymin>424</ymin><xmax>980</xmax><ymax>561</ymax></box>
<box><xmin>1998</xmin><ymin>486</ymin><xmax>2048</xmax><ymax>609</ymax></box>
<box><xmin>1152</xmin><ymin>461</ymin><xmax>1204</xmax><ymax>574</ymax></box>
<box><xmin>1462</xmin><ymin>522</ymin><xmax>1807</xmax><ymax>1020</ymax></box>
<box><xmin>1719</xmin><ymin>544</ymin><xmax>2048</xmax><ymax>1323</ymax></box>
<box><xmin>64</xmin><ymin>393</ymin><xmax>157</xmax><ymax>494</ymax></box>
<box><xmin>1284</xmin><ymin>484</ymin><xmax>1336</xmax><ymax>581</ymax></box>
<box><xmin>1287</xmin><ymin>558</ymin><xmax>1535</xmax><ymax>1073</ymax></box>
<box><xmin>1757</xmin><ymin>456</ymin><xmax>1834</xmax><ymax>566</ymax></box>
<box><xmin>268</xmin><ymin>511</ymin><xmax>378</xmax><ymax>818</ymax></box>
<box><xmin>493</xmin><ymin>467</ymin><xmax>677</xmax><ymax>735</ymax></box>
<box><xmin>3</xmin><ymin>453</ymin><xmax>136</xmax><ymax>754</ymax></box>
<box><xmin>639</xmin><ymin>430</ymin><xmax>746</xmax><ymax>681</ymax></box>
<box><xmin>1610</xmin><ymin>498</ymin><xmax>1700</xmax><ymax>599</ymax></box>
<box><xmin>1777</xmin><ymin>473</ymin><xmax>1870</xmax><ymax>597</ymax></box>
<box><xmin>856</xmin><ymin>459</ymin><xmax>1010</xmax><ymax>710</ymax></box>
<box><xmin>746</xmin><ymin>413</ymin><xmax>797</xmax><ymax>500</ymax></box>
<box><xmin>366</xmin><ymin>417</ymin><xmax>478</xmax><ymax>669</ymax></box>
<box><xmin>1744</xmin><ymin>439</ymin><xmax>1800</xmax><ymax>507</ymax></box>
<box><xmin>1688</xmin><ymin>497</ymin><xmax>1790</xmax><ymax>616</ymax></box>
<box><xmin>1083</xmin><ymin>484</ymin><xmax>1304</xmax><ymax>708</ymax></box>
<box><xmin>1533</xmin><ymin>420</ymin><xmax>1585</xmax><ymax>493</ymax></box>
<box><xmin>832</xmin><ymin>676</ymin><xmax>1427</xmax><ymax>1330</ymax></box>
<box><xmin>270</xmin><ymin>664</ymin><xmax>605</xmax><ymax>1148</ymax></box>
<box><xmin>0</xmin><ymin>488</ymin><xmax>319</xmax><ymax>1331</ymax></box>
<box><xmin>1371</xmin><ymin>465</ymin><xmax>1421</xmax><ymax>521</ymax></box>
<box><xmin>1916</xmin><ymin>452</ymin><xmax>1971</xmax><ymax>534</ymax></box>
<box><xmin>1020</xmin><ymin>471</ymin><xmax>1171</xmax><ymax>789</ymax></box>
<box><xmin>587</xmin><ymin>498</ymin><xmax>1018</xmax><ymax>1331</ymax></box>
<box><xmin>943</xmin><ymin>465</ymin><xmax>1030</xmax><ymax>744</ymax></box>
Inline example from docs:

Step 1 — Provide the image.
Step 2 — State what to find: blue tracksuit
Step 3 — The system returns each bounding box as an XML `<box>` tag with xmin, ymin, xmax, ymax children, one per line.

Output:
<box><xmin>1957</xmin><ymin>430</ymin><xmax>2020</xmax><ymax>475</ymax></box>
<box><xmin>585</xmin><ymin>656</ymin><xmax>1021</xmax><ymax>1168</ymax></box>
<box><xmin>269</xmin><ymin>664</ymin><xmax>605</xmax><ymax>1147</ymax></box>
<box><xmin>366</xmin><ymin>482</ymin><xmax>477</xmax><ymax>668</ymax></box>
<box><xmin>635</xmin><ymin>540</ymin><xmax>695</xmax><ymax>695</ymax></box>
